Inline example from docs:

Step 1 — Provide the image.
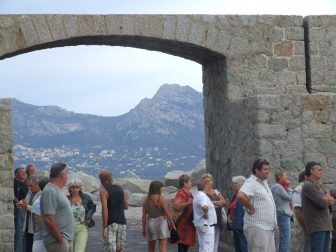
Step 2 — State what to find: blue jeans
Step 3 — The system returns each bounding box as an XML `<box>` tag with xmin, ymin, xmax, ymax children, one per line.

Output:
<box><xmin>310</xmin><ymin>231</ymin><xmax>330</xmax><ymax>252</ymax></box>
<box><xmin>14</xmin><ymin>207</ymin><xmax>26</xmax><ymax>252</ymax></box>
<box><xmin>277</xmin><ymin>212</ymin><xmax>291</xmax><ymax>252</ymax></box>
<box><xmin>233</xmin><ymin>230</ymin><xmax>247</xmax><ymax>252</ymax></box>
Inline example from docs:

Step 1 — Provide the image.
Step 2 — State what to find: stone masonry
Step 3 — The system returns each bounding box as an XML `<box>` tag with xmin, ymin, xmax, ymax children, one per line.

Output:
<box><xmin>1</xmin><ymin>14</ymin><xmax>336</xmax><ymax>248</ymax></box>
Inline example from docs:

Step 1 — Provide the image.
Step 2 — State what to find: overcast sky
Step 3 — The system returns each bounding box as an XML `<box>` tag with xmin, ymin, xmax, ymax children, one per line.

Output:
<box><xmin>1</xmin><ymin>0</ymin><xmax>336</xmax><ymax>116</ymax></box>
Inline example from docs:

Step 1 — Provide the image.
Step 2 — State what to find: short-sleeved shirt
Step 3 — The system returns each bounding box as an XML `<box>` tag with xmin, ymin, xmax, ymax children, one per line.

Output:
<box><xmin>32</xmin><ymin>196</ymin><xmax>43</xmax><ymax>241</ymax></box>
<box><xmin>40</xmin><ymin>183</ymin><xmax>74</xmax><ymax>244</ymax></box>
<box><xmin>193</xmin><ymin>191</ymin><xmax>217</xmax><ymax>227</ymax></box>
<box><xmin>292</xmin><ymin>183</ymin><xmax>304</xmax><ymax>208</ymax></box>
<box><xmin>239</xmin><ymin>175</ymin><xmax>276</xmax><ymax>231</ymax></box>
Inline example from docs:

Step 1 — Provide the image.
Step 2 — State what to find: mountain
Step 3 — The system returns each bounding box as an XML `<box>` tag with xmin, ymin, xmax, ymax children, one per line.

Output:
<box><xmin>12</xmin><ymin>84</ymin><xmax>205</xmax><ymax>178</ymax></box>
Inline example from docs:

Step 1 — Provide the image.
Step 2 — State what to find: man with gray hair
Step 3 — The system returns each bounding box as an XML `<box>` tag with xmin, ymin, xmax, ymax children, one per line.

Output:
<box><xmin>16</xmin><ymin>176</ymin><xmax>42</xmax><ymax>252</ymax></box>
<box><xmin>302</xmin><ymin>161</ymin><xmax>334</xmax><ymax>252</ymax></box>
<box><xmin>40</xmin><ymin>163</ymin><xmax>74</xmax><ymax>252</ymax></box>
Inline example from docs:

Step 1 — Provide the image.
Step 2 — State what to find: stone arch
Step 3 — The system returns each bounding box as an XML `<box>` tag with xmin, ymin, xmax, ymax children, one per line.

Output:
<box><xmin>3</xmin><ymin>14</ymin><xmax>335</xmax><ymax>249</ymax></box>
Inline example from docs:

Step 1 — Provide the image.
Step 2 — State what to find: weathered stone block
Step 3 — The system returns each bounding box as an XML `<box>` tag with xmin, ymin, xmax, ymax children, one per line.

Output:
<box><xmin>32</xmin><ymin>15</ymin><xmax>52</xmax><ymax>42</ymax></box>
<box><xmin>268</xmin><ymin>27</ymin><xmax>285</xmax><ymax>42</ymax></box>
<box><xmin>121</xmin><ymin>15</ymin><xmax>135</xmax><ymax>35</ymax></box>
<box><xmin>302</xmin><ymin>124</ymin><xmax>332</xmax><ymax>138</ymax></box>
<box><xmin>46</xmin><ymin>15</ymin><xmax>66</xmax><ymax>40</ymax></box>
<box><xmin>325</xmin><ymin>70</ymin><xmax>336</xmax><ymax>85</ymax></box>
<box><xmin>256</xmin><ymin>95</ymin><xmax>282</xmax><ymax>111</ymax></box>
<box><xmin>0</xmin><ymin>169</ymin><xmax>13</xmax><ymax>187</ymax></box>
<box><xmin>20</xmin><ymin>21</ymin><xmax>38</xmax><ymax>46</ymax></box>
<box><xmin>286</xmin><ymin>27</ymin><xmax>304</xmax><ymax>40</ymax></box>
<box><xmin>257</xmin><ymin>124</ymin><xmax>287</xmax><ymax>139</ymax></box>
<box><xmin>176</xmin><ymin>16</ymin><xmax>191</xmax><ymax>42</ymax></box>
<box><xmin>326</xmin><ymin>26</ymin><xmax>336</xmax><ymax>40</ymax></box>
<box><xmin>163</xmin><ymin>15</ymin><xmax>177</xmax><ymax>40</ymax></box>
<box><xmin>279</xmin><ymin>70</ymin><xmax>296</xmax><ymax>85</ymax></box>
<box><xmin>309</xmin><ymin>28</ymin><xmax>326</xmax><ymax>42</ymax></box>
<box><xmin>63</xmin><ymin>15</ymin><xmax>80</xmax><ymax>37</ymax></box>
<box><xmin>310</xmin><ymin>56</ymin><xmax>327</xmax><ymax>69</ymax></box>
<box><xmin>0</xmin><ymin>16</ymin><xmax>15</xmax><ymax>28</ymax></box>
<box><xmin>327</xmin><ymin>156</ymin><xmax>336</xmax><ymax>168</ymax></box>
<box><xmin>148</xmin><ymin>16</ymin><xmax>164</xmax><ymax>38</ymax></box>
<box><xmin>105</xmin><ymin>15</ymin><xmax>123</xmax><ymax>35</ymax></box>
<box><xmin>269</xmin><ymin>58</ymin><xmax>288</xmax><ymax>72</ymax></box>
<box><xmin>259</xmin><ymin>70</ymin><xmax>279</xmax><ymax>87</ymax></box>
<box><xmin>288</xmin><ymin>56</ymin><xmax>305</xmax><ymax>71</ymax></box>
<box><xmin>189</xmin><ymin>21</ymin><xmax>205</xmax><ymax>45</ymax></box>
<box><xmin>0</xmin><ymin>215</ymin><xmax>13</xmax><ymax>229</ymax></box>
<box><xmin>293</xmin><ymin>41</ymin><xmax>305</xmax><ymax>55</ymax></box>
<box><xmin>274</xmin><ymin>41</ymin><xmax>294</xmax><ymax>57</ymax></box>
<box><xmin>319</xmin><ymin>141</ymin><xmax>336</xmax><ymax>154</ymax></box>
<box><xmin>205</xmin><ymin>26</ymin><xmax>218</xmax><ymax>49</ymax></box>
<box><xmin>301</xmin><ymin>95</ymin><xmax>327</xmax><ymax>110</ymax></box>
<box><xmin>78</xmin><ymin>16</ymin><xmax>95</xmax><ymax>36</ymax></box>
<box><xmin>0</xmin><ymin>230</ymin><xmax>13</xmax><ymax>244</ymax></box>
<box><xmin>93</xmin><ymin>15</ymin><xmax>106</xmax><ymax>34</ymax></box>
<box><xmin>217</xmin><ymin>30</ymin><xmax>231</xmax><ymax>53</ymax></box>
<box><xmin>134</xmin><ymin>15</ymin><xmax>149</xmax><ymax>36</ymax></box>
<box><xmin>0</xmin><ymin>188</ymin><xmax>12</xmax><ymax>201</ymax></box>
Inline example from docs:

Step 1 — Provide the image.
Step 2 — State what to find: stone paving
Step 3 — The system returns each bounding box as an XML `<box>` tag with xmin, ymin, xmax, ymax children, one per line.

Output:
<box><xmin>86</xmin><ymin>216</ymin><xmax>199</xmax><ymax>252</ymax></box>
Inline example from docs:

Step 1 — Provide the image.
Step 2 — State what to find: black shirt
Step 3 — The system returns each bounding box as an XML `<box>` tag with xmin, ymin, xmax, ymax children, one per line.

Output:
<box><xmin>105</xmin><ymin>184</ymin><xmax>126</xmax><ymax>225</ymax></box>
<box><xmin>13</xmin><ymin>178</ymin><xmax>28</xmax><ymax>201</ymax></box>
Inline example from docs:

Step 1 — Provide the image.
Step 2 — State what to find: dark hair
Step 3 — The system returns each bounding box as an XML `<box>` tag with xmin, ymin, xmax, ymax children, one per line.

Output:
<box><xmin>252</xmin><ymin>159</ymin><xmax>269</xmax><ymax>175</ymax></box>
<box><xmin>148</xmin><ymin>181</ymin><xmax>164</xmax><ymax>196</ymax></box>
<box><xmin>305</xmin><ymin>161</ymin><xmax>321</xmax><ymax>177</ymax></box>
<box><xmin>49</xmin><ymin>163</ymin><xmax>67</xmax><ymax>179</ymax></box>
<box><xmin>298</xmin><ymin>170</ymin><xmax>306</xmax><ymax>183</ymax></box>
<box><xmin>146</xmin><ymin>181</ymin><xmax>164</xmax><ymax>206</ymax></box>
<box><xmin>39</xmin><ymin>177</ymin><xmax>49</xmax><ymax>190</ymax></box>
<box><xmin>178</xmin><ymin>174</ymin><xmax>191</xmax><ymax>188</ymax></box>
<box><xmin>99</xmin><ymin>170</ymin><xmax>113</xmax><ymax>185</ymax></box>
<box><xmin>14</xmin><ymin>166</ymin><xmax>25</xmax><ymax>176</ymax></box>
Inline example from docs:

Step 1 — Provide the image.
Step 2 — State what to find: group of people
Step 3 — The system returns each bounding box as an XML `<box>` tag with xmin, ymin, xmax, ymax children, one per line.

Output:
<box><xmin>141</xmin><ymin>173</ymin><xmax>227</xmax><ymax>252</ymax></box>
<box><xmin>13</xmin><ymin>158</ymin><xmax>336</xmax><ymax>252</ymax></box>
<box><xmin>235</xmin><ymin>159</ymin><xmax>336</xmax><ymax>252</ymax></box>
<box><xmin>13</xmin><ymin>163</ymin><xmax>127</xmax><ymax>252</ymax></box>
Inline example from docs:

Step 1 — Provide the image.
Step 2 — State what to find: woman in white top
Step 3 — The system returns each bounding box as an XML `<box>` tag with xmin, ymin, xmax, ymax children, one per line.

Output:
<box><xmin>193</xmin><ymin>179</ymin><xmax>217</xmax><ymax>252</ymax></box>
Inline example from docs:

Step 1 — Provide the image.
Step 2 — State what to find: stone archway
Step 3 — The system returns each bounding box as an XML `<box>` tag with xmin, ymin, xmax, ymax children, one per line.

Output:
<box><xmin>2</xmin><ymin>14</ymin><xmax>336</xmax><ymax>249</ymax></box>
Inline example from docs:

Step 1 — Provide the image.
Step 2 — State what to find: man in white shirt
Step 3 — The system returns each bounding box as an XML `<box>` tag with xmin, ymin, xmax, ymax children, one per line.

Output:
<box><xmin>237</xmin><ymin>159</ymin><xmax>276</xmax><ymax>252</ymax></box>
<box><xmin>193</xmin><ymin>179</ymin><xmax>217</xmax><ymax>252</ymax></box>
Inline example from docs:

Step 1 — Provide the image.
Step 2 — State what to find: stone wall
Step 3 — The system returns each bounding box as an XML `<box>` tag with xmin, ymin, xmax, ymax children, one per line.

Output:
<box><xmin>305</xmin><ymin>16</ymin><xmax>336</xmax><ymax>92</ymax></box>
<box><xmin>1</xmin><ymin>14</ymin><xmax>336</xmax><ymax>249</ymax></box>
<box><xmin>0</xmin><ymin>98</ymin><xmax>14</xmax><ymax>251</ymax></box>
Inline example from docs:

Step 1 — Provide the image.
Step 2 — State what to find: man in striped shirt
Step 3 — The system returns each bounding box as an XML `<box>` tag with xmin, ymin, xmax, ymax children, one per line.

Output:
<box><xmin>237</xmin><ymin>159</ymin><xmax>277</xmax><ymax>252</ymax></box>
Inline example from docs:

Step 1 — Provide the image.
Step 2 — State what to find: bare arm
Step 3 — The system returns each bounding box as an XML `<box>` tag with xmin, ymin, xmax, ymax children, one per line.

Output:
<box><xmin>142</xmin><ymin>200</ymin><xmax>147</xmax><ymax>238</ymax></box>
<box><xmin>236</xmin><ymin>191</ymin><xmax>254</xmax><ymax>215</ymax></box>
<box><xmin>202</xmin><ymin>205</ymin><xmax>209</xmax><ymax>219</ymax></box>
<box><xmin>213</xmin><ymin>191</ymin><xmax>226</xmax><ymax>208</ymax></box>
<box><xmin>123</xmin><ymin>190</ymin><xmax>129</xmax><ymax>210</ymax></box>
<box><xmin>33</xmin><ymin>214</ymin><xmax>42</xmax><ymax>226</ymax></box>
<box><xmin>294</xmin><ymin>207</ymin><xmax>305</xmax><ymax>229</ymax></box>
<box><xmin>160</xmin><ymin>196</ymin><xmax>176</xmax><ymax>230</ymax></box>
<box><xmin>99</xmin><ymin>188</ymin><xmax>109</xmax><ymax>239</ymax></box>
<box><xmin>173</xmin><ymin>197</ymin><xmax>192</xmax><ymax>212</ymax></box>
<box><xmin>43</xmin><ymin>214</ymin><xmax>63</xmax><ymax>242</ymax></box>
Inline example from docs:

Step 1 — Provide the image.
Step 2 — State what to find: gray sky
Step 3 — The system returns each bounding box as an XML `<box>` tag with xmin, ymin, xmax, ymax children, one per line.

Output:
<box><xmin>1</xmin><ymin>0</ymin><xmax>335</xmax><ymax>116</ymax></box>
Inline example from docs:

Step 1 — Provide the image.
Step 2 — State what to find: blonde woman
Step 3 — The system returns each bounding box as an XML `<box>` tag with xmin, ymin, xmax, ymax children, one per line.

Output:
<box><xmin>67</xmin><ymin>179</ymin><xmax>96</xmax><ymax>252</ymax></box>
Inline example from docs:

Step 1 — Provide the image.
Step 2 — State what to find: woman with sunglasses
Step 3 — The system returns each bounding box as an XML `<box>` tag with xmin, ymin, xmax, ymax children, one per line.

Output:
<box><xmin>67</xmin><ymin>179</ymin><xmax>96</xmax><ymax>252</ymax></box>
